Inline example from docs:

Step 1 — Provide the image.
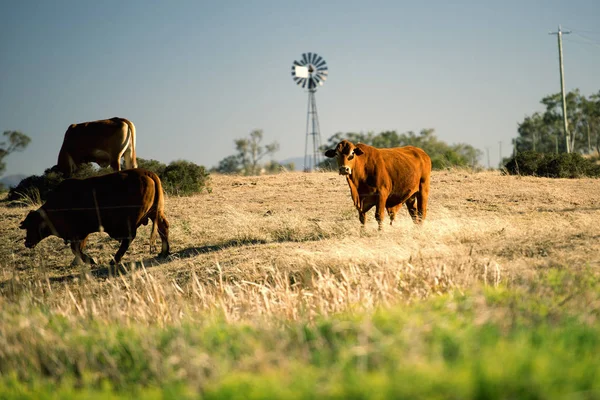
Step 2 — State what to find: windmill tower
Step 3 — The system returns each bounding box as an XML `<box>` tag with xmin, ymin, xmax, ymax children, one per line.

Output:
<box><xmin>291</xmin><ymin>53</ymin><xmax>328</xmax><ymax>171</ymax></box>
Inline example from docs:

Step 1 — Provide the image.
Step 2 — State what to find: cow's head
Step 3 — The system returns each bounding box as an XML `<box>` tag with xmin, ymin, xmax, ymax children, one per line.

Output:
<box><xmin>324</xmin><ymin>140</ymin><xmax>364</xmax><ymax>176</ymax></box>
<box><xmin>19</xmin><ymin>210</ymin><xmax>52</xmax><ymax>248</ymax></box>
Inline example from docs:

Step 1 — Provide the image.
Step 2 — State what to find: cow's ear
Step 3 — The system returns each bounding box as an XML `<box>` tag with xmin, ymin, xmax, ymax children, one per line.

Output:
<box><xmin>324</xmin><ymin>149</ymin><xmax>336</xmax><ymax>158</ymax></box>
<box><xmin>354</xmin><ymin>147</ymin><xmax>364</xmax><ymax>156</ymax></box>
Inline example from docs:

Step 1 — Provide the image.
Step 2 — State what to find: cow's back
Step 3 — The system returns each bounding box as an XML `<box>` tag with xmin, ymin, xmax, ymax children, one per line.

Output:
<box><xmin>44</xmin><ymin>169</ymin><xmax>159</xmax><ymax>239</ymax></box>
<box><xmin>61</xmin><ymin>118</ymin><xmax>128</xmax><ymax>150</ymax></box>
<box><xmin>375</xmin><ymin>146</ymin><xmax>431</xmax><ymax>186</ymax></box>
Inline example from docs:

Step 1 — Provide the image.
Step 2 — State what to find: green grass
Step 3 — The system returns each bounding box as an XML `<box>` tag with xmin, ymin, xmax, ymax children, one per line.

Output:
<box><xmin>1</xmin><ymin>267</ymin><xmax>600</xmax><ymax>399</ymax></box>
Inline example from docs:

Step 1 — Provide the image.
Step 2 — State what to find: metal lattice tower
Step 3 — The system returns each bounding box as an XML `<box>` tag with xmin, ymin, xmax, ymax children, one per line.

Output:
<box><xmin>291</xmin><ymin>52</ymin><xmax>328</xmax><ymax>171</ymax></box>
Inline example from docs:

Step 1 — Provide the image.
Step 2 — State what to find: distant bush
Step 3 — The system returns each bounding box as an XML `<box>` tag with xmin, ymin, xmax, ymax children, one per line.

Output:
<box><xmin>161</xmin><ymin>160</ymin><xmax>211</xmax><ymax>196</ymax></box>
<box><xmin>137</xmin><ymin>158</ymin><xmax>167</xmax><ymax>177</ymax></box>
<box><xmin>504</xmin><ymin>151</ymin><xmax>600</xmax><ymax>178</ymax></box>
<box><xmin>8</xmin><ymin>167</ymin><xmax>66</xmax><ymax>204</ymax></box>
<box><xmin>8</xmin><ymin>159</ymin><xmax>210</xmax><ymax>204</ymax></box>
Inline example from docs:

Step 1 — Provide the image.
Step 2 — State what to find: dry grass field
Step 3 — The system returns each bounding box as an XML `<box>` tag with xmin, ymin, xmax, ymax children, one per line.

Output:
<box><xmin>2</xmin><ymin>169</ymin><xmax>599</xmax><ymax>317</ymax></box>
<box><xmin>1</xmin><ymin>169</ymin><xmax>600</xmax><ymax>398</ymax></box>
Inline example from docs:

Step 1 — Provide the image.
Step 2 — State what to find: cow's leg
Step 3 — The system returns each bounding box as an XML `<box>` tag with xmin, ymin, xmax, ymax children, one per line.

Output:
<box><xmin>406</xmin><ymin>196</ymin><xmax>419</xmax><ymax>223</ymax></box>
<box><xmin>417</xmin><ymin>176</ymin><xmax>430</xmax><ymax>223</ymax></box>
<box><xmin>110</xmin><ymin>158</ymin><xmax>121</xmax><ymax>172</ymax></box>
<box><xmin>375</xmin><ymin>195</ymin><xmax>387</xmax><ymax>231</ymax></box>
<box><xmin>123</xmin><ymin>145</ymin><xmax>134</xmax><ymax>169</ymax></box>
<box><xmin>157</xmin><ymin>213</ymin><xmax>170</xmax><ymax>258</ymax></box>
<box><xmin>358</xmin><ymin>209</ymin><xmax>367</xmax><ymax>226</ymax></box>
<box><xmin>70</xmin><ymin>237</ymin><xmax>97</xmax><ymax>266</ymax></box>
<box><xmin>387</xmin><ymin>204</ymin><xmax>402</xmax><ymax>226</ymax></box>
<box><xmin>112</xmin><ymin>237</ymin><xmax>134</xmax><ymax>265</ymax></box>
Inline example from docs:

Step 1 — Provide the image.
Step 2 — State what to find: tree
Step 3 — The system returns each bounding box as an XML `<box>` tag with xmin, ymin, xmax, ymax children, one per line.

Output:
<box><xmin>214</xmin><ymin>129</ymin><xmax>280</xmax><ymax>175</ymax></box>
<box><xmin>0</xmin><ymin>130</ymin><xmax>31</xmax><ymax>176</ymax></box>
<box><xmin>517</xmin><ymin>89</ymin><xmax>600</xmax><ymax>154</ymax></box>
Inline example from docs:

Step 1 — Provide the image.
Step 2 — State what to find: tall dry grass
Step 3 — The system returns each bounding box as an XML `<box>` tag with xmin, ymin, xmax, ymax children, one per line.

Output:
<box><xmin>1</xmin><ymin>169</ymin><xmax>599</xmax><ymax>326</ymax></box>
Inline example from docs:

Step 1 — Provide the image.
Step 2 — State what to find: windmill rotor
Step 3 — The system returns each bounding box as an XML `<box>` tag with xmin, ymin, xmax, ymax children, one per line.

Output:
<box><xmin>291</xmin><ymin>52</ymin><xmax>328</xmax><ymax>91</ymax></box>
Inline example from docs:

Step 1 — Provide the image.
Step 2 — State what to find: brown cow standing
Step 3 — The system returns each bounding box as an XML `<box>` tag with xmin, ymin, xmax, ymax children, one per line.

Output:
<box><xmin>20</xmin><ymin>169</ymin><xmax>169</xmax><ymax>265</ymax></box>
<box><xmin>57</xmin><ymin>117</ymin><xmax>137</xmax><ymax>177</ymax></box>
<box><xmin>325</xmin><ymin>140</ymin><xmax>432</xmax><ymax>230</ymax></box>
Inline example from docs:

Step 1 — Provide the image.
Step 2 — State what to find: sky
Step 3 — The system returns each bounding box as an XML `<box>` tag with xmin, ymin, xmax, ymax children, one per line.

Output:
<box><xmin>1</xmin><ymin>0</ymin><xmax>599</xmax><ymax>177</ymax></box>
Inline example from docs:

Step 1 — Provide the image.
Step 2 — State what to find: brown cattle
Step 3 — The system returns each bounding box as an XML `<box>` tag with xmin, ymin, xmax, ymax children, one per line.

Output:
<box><xmin>57</xmin><ymin>117</ymin><xmax>137</xmax><ymax>177</ymax></box>
<box><xmin>324</xmin><ymin>140</ymin><xmax>432</xmax><ymax>230</ymax></box>
<box><xmin>20</xmin><ymin>168</ymin><xmax>170</xmax><ymax>265</ymax></box>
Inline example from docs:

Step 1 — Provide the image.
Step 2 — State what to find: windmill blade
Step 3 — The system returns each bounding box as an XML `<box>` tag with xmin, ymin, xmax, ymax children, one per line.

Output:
<box><xmin>293</xmin><ymin>60</ymin><xmax>302</xmax><ymax>67</ymax></box>
<box><xmin>302</xmin><ymin>53</ymin><xmax>308</xmax><ymax>64</ymax></box>
<box><xmin>314</xmin><ymin>55</ymin><xmax>322</xmax><ymax>66</ymax></box>
<box><xmin>315</xmin><ymin>59</ymin><xmax>327</xmax><ymax>69</ymax></box>
<box><xmin>311</xmin><ymin>77</ymin><xmax>319</xmax><ymax>89</ymax></box>
<box><xmin>307</xmin><ymin>52</ymin><xmax>312</xmax><ymax>64</ymax></box>
<box><xmin>301</xmin><ymin>79</ymin><xmax>307</xmax><ymax>88</ymax></box>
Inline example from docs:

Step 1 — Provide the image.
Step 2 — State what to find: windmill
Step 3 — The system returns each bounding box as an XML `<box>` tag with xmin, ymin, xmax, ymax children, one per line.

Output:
<box><xmin>291</xmin><ymin>52</ymin><xmax>328</xmax><ymax>171</ymax></box>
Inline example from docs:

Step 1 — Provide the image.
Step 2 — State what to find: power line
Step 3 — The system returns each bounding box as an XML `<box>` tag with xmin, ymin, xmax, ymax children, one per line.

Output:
<box><xmin>569</xmin><ymin>32</ymin><xmax>600</xmax><ymax>48</ymax></box>
<box><xmin>563</xmin><ymin>27</ymin><xmax>600</xmax><ymax>35</ymax></box>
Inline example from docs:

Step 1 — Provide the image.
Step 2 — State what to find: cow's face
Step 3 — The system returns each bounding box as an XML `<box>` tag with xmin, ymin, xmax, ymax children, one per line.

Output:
<box><xmin>19</xmin><ymin>210</ymin><xmax>52</xmax><ymax>248</ymax></box>
<box><xmin>324</xmin><ymin>140</ymin><xmax>364</xmax><ymax>176</ymax></box>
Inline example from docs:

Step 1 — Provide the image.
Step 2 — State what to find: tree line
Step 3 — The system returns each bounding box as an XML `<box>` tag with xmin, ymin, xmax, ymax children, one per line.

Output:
<box><xmin>319</xmin><ymin>129</ymin><xmax>481</xmax><ymax>170</ymax></box>
<box><xmin>515</xmin><ymin>89</ymin><xmax>600</xmax><ymax>155</ymax></box>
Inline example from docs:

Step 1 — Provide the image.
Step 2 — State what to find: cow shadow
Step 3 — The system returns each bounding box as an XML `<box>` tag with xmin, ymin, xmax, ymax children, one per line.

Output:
<box><xmin>170</xmin><ymin>238</ymin><xmax>268</xmax><ymax>260</ymax></box>
<box><xmin>0</xmin><ymin>254</ymin><xmax>169</xmax><ymax>291</ymax></box>
<box><xmin>0</xmin><ymin>238</ymin><xmax>269</xmax><ymax>291</ymax></box>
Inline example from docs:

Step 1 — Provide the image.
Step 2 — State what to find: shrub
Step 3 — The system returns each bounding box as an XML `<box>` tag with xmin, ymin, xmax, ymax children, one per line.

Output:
<box><xmin>161</xmin><ymin>160</ymin><xmax>211</xmax><ymax>196</ymax></box>
<box><xmin>504</xmin><ymin>151</ymin><xmax>600</xmax><ymax>178</ymax></box>
<box><xmin>8</xmin><ymin>159</ymin><xmax>210</xmax><ymax>204</ymax></box>
<box><xmin>137</xmin><ymin>158</ymin><xmax>167</xmax><ymax>177</ymax></box>
<box><xmin>8</xmin><ymin>168</ymin><xmax>64</xmax><ymax>203</ymax></box>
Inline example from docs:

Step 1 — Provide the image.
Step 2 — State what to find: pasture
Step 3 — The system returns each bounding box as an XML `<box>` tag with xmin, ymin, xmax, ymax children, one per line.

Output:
<box><xmin>1</xmin><ymin>169</ymin><xmax>600</xmax><ymax>399</ymax></box>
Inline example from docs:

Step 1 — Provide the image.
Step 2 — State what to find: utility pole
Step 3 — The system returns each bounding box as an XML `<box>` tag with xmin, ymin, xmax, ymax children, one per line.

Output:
<box><xmin>485</xmin><ymin>147</ymin><xmax>490</xmax><ymax>169</ymax></box>
<box><xmin>549</xmin><ymin>25</ymin><xmax>571</xmax><ymax>153</ymax></box>
<box><xmin>498</xmin><ymin>141</ymin><xmax>502</xmax><ymax>168</ymax></box>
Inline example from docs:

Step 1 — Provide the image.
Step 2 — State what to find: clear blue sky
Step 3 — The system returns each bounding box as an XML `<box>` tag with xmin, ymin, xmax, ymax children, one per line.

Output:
<box><xmin>1</xmin><ymin>0</ymin><xmax>599</xmax><ymax>177</ymax></box>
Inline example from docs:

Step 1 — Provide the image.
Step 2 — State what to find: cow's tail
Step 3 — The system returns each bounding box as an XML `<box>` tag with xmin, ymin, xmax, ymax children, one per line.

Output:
<box><xmin>149</xmin><ymin>172</ymin><xmax>165</xmax><ymax>254</ymax></box>
<box><xmin>123</xmin><ymin>118</ymin><xmax>137</xmax><ymax>169</ymax></box>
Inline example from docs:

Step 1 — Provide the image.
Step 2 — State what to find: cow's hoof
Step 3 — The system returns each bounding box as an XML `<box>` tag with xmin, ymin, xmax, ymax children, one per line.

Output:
<box><xmin>158</xmin><ymin>251</ymin><xmax>170</xmax><ymax>259</ymax></box>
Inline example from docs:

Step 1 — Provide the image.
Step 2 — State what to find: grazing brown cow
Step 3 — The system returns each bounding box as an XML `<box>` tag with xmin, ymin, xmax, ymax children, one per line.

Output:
<box><xmin>324</xmin><ymin>140</ymin><xmax>432</xmax><ymax>230</ymax></box>
<box><xmin>20</xmin><ymin>169</ymin><xmax>170</xmax><ymax>265</ymax></box>
<box><xmin>57</xmin><ymin>117</ymin><xmax>137</xmax><ymax>177</ymax></box>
